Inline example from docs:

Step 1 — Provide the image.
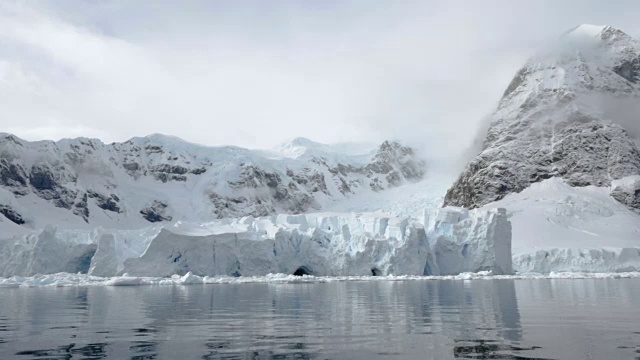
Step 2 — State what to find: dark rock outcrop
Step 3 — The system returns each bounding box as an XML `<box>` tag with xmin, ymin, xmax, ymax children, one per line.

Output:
<box><xmin>0</xmin><ymin>205</ymin><xmax>25</xmax><ymax>225</ymax></box>
<box><xmin>218</xmin><ymin>164</ymin><xmax>320</xmax><ymax>218</ymax></box>
<box><xmin>0</xmin><ymin>159</ymin><xmax>28</xmax><ymax>195</ymax></box>
<box><xmin>29</xmin><ymin>164</ymin><xmax>56</xmax><ymax>192</ymax></box>
<box><xmin>88</xmin><ymin>191</ymin><xmax>121</xmax><ymax>213</ymax></box>
<box><xmin>73</xmin><ymin>193</ymin><xmax>90</xmax><ymax>222</ymax></box>
<box><xmin>611</xmin><ymin>179</ymin><xmax>640</xmax><ymax>213</ymax></box>
<box><xmin>140</xmin><ymin>201</ymin><xmax>172</xmax><ymax>222</ymax></box>
<box><xmin>149</xmin><ymin>164</ymin><xmax>189</xmax><ymax>183</ymax></box>
<box><xmin>287</xmin><ymin>168</ymin><xmax>330</xmax><ymax>195</ymax></box>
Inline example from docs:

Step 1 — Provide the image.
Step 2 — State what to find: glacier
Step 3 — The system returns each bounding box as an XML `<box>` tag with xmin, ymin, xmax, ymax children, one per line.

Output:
<box><xmin>0</xmin><ymin>207</ymin><xmax>512</xmax><ymax>278</ymax></box>
<box><xmin>320</xmin><ymin>176</ymin><xmax>640</xmax><ymax>274</ymax></box>
<box><xmin>5</xmin><ymin>172</ymin><xmax>638</xmax><ymax>278</ymax></box>
<box><xmin>480</xmin><ymin>177</ymin><xmax>640</xmax><ymax>273</ymax></box>
<box><xmin>2</xmin><ymin>24</ymin><xmax>640</xmax><ymax>281</ymax></box>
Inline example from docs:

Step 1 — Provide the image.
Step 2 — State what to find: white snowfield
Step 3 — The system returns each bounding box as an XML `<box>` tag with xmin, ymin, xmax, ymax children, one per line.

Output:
<box><xmin>0</xmin><ymin>207</ymin><xmax>512</xmax><ymax>278</ymax></box>
<box><xmin>480</xmin><ymin>177</ymin><xmax>640</xmax><ymax>273</ymax></box>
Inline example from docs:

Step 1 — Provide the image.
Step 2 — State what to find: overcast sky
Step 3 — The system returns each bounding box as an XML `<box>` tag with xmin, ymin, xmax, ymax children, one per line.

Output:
<box><xmin>1</xmin><ymin>1</ymin><xmax>639</xmax><ymax>156</ymax></box>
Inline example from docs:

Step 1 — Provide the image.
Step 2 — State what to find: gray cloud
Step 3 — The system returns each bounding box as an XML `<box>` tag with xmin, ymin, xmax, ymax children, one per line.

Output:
<box><xmin>1</xmin><ymin>0</ymin><xmax>638</xmax><ymax>159</ymax></box>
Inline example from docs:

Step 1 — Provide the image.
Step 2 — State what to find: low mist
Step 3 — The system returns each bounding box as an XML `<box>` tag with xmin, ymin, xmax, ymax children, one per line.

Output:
<box><xmin>2</xmin><ymin>0</ymin><xmax>640</xmax><ymax>171</ymax></box>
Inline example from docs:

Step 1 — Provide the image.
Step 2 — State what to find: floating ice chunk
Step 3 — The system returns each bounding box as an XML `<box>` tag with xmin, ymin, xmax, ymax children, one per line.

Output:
<box><xmin>3</xmin><ymin>270</ymin><xmax>640</xmax><ymax>288</ymax></box>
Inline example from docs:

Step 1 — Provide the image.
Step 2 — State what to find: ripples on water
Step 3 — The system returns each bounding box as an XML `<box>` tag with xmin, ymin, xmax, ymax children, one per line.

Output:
<box><xmin>1</xmin><ymin>279</ymin><xmax>640</xmax><ymax>359</ymax></box>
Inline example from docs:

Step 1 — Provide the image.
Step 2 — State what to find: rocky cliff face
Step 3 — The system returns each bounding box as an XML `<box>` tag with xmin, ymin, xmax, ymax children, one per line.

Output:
<box><xmin>0</xmin><ymin>134</ymin><xmax>426</xmax><ymax>229</ymax></box>
<box><xmin>445</xmin><ymin>25</ymin><xmax>640</xmax><ymax>211</ymax></box>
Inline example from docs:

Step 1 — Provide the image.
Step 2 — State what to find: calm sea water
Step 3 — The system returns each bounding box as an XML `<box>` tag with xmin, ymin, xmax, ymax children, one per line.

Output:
<box><xmin>1</xmin><ymin>278</ymin><xmax>640</xmax><ymax>359</ymax></box>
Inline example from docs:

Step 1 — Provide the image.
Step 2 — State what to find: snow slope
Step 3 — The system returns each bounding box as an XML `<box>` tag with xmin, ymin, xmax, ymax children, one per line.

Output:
<box><xmin>324</xmin><ymin>175</ymin><xmax>451</xmax><ymax>217</ymax></box>
<box><xmin>477</xmin><ymin>177</ymin><xmax>640</xmax><ymax>273</ymax></box>
<box><xmin>480</xmin><ymin>178</ymin><xmax>640</xmax><ymax>254</ymax></box>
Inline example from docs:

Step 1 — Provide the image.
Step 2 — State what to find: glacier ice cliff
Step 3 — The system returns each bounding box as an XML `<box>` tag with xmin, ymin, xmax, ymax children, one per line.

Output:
<box><xmin>0</xmin><ymin>208</ymin><xmax>512</xmax><ymax>277</ymax></box>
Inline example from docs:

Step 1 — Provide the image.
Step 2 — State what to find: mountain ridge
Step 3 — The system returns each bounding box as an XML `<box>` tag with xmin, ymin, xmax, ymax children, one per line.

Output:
<box><xmin>0</xmin><ymin>133</ymin><xmax>426</xmax><ymax>233</ymax></box>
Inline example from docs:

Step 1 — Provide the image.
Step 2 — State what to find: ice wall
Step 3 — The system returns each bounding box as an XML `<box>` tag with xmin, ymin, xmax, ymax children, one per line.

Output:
<box><xmin>0</xmin><ymin>226</ymin><xmax>162</xmax><ymax>277</ymax></box>
<box><xmin>425</xmin><ymin>208</ymin><xmax>512</xmax><ymax>275</ymax></box>
<box><xmin>514</xmin><ymin>248</ymin><xmax>640</xmax><ymax>273</ymax></box>
<box><xmin>0</xmin><ymin>226</ymin><xmax>97</xmax><ymax>277</ymax></box>
<box><xmin>0</xmin><ymin>209</ymin><xmax>513</xmax><ymax>277</ymax></box>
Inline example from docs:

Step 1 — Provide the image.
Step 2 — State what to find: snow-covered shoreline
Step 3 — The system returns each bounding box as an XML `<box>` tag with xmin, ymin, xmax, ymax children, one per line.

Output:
<box><xmin>2</xmin><ymin>270</ymin><xmax>639</xmax><ymax>288</ymax></box>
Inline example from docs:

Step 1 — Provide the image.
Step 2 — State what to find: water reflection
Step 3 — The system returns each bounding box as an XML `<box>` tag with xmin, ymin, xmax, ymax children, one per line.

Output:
<box><xmin>129</xmin><ymin>340</ymin><xmax>157</xmax><ymax>359</ymax></box>
<box><xmin>14</xmin><ymin>342</ymin><xmax>109</xmax><ymax>359</ymax></box>
<box><xmin>0</xmin><ymin>279</ymin><xmax>639</xmax><ymax>359</ymax></box>
<box><xmin>452</xmin><ymin>339</ymin><xmax>547</xmax><ymax>359</ymax></box>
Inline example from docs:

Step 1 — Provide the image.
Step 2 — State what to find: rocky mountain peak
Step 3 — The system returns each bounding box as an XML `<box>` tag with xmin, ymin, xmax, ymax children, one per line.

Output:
<box><xmin>562</xmin><ymin>24</ymin><xmax>612</xmax><ymax>39</ymax></box>
<box><xmin>445</xmin><ymin>26</ymin><xmax>640</xmax><ymax>211</ymax></box>
<box><xmin>368</xmin><ymin>141</ymin><xmax>425</xmax><ymax>182</ymax></box>
<box><xmin>502</xmin><ymin>25</ymin><xmax>640</xmax><ymax>102</ymax></box>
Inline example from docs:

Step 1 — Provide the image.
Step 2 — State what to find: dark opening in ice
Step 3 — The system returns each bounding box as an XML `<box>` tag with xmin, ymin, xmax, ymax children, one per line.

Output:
<box><xmin>293</xmin><ymin>266</ymin><xmax>312</xmax><ymax>276</ymax></box>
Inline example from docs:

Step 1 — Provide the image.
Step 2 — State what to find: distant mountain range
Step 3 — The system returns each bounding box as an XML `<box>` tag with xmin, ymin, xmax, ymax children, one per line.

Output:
<box><xmin>0</xmin><ymin>133</ymin><xmax>425</xmax><ymax>230</ymax></box>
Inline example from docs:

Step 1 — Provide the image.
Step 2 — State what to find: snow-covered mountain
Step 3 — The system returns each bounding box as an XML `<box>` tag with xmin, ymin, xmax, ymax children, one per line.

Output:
<box><xmin>436</xmin><ymin>24</ymin><xmax>640</xmax><ymax>273</ymax></box>
<box><xmin>445</xmin><ymin>25</ymin><xmax>640</xmax><ymax>212</ymax></box>
<box><xmin>0</xmin><ymin>133</ymin><xmax>425</xmax><ymax>232</ymax></box>
<box><xmin>2</xmin><ymin>25</ymin><xmax>640</xmax><ymax>279</ymax></box>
